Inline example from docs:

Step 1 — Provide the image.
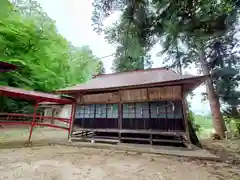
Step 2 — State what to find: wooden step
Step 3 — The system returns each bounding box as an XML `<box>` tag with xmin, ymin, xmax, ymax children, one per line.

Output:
<box><xmin>121</xmin><ymin>137</ymin><xmax>150</xmax><ymax>141</ymax></box>
<box><xmin>152</xmin><ymin>139</ymin><xmax>183</xmax><ymax>143</ymax></box>
<box><xmin>71</xmin><ymin>137</ymin><xmax>120</xmax><ymax>144</ymax></box>
<box><xmin>72</xmin><ymin>130</ymin><xmax>94</xmax><ymax>137</ymax></box>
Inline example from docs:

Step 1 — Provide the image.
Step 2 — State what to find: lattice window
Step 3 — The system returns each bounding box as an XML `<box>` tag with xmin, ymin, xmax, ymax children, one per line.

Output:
<box><xmin>150</xmin><ymin>101</ymin><xmax>183</xmax><ymax>119</ymax></box>
<box><xmin>83</xmin><ymin>105</ymin><xmax>90</xmax><ymax>118</ymax></box>
<box><xmin>76</xmin><ymin>105</ymin><xmax>84</xmax><ymax>118</ymax></box>
<box><xmin>95</xmin><ymin>104</ymin><xmax>107</xmax><ymax>118</ymax></box>
<box><xmin>173</xmin><ymin>101</ymin><xmax>183</xmax><ymax>118</ymax></box>
<box><xmin>166</xmin><ymin>101</ymin><xmax>175</xmax><ymax>119</ymax></box>
<box><xmin>135</xmin><ymin>103</ymin><xmax>149</xmax><ymax>118</ymax></box>
<box><xmin>150</xmin><ymin>102</ymin><xmax>166</xmax><ymax>118</ymax></box>
<box><xmin>89</xmin><ymin>104</ymin><xmax>95</xmax><ymax>118</ymax></box>
<box><xmin>107</xmin><ymin>104</ymin><xmax>118</xmax><ymax>118</ymax></box>
<box><xmin>123</xmin><ymin>103</ymin><xmax>135</xmax><ymax>118</ymax></box>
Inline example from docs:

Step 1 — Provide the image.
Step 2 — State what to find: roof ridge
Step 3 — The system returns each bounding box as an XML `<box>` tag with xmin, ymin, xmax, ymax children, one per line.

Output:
<box><xmin>93</xmin><ymin>66</ymin><xmax>168</xmax><ymax>78</ymax></box>
<box><xmin>57</xmin><ymin>67</ymin><xmax>196</xmax><ymax>92</ymax></box>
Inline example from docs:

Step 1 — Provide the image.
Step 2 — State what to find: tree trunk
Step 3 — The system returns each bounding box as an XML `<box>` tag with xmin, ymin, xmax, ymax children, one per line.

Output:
<box><xmin>231</xmin><ymin>106</ymin><xmax>238</xmax><ymax>118</ymax></box>
<box><xmin>198</xmin><ymin>41</ymin><xmax>226</xmax><ymax>138</ymax></box>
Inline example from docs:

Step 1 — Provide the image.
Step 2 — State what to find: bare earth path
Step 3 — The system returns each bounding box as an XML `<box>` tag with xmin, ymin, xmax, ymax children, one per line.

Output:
<box><xmin>0</xmin><ymin>128</ymin><xmax>239</xmax><ymax>180</ymax></box>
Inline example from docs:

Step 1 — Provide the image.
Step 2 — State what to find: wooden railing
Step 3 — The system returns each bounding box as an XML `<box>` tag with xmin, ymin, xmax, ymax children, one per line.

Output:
<box><xmin>0</xmin><ymin>112</ymin><xmax>70</xmax><ymax>131</ymax></box>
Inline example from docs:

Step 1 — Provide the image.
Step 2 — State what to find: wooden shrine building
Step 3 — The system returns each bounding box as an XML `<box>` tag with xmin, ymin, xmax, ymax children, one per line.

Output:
<box><xmin>57</xmin><ymin>67</ymin><xmax>207</xmax><ymax>147</ymax></box>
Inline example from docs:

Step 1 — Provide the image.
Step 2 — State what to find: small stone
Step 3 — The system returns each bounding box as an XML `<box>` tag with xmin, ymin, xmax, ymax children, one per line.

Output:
<box><xmin>149</xmin><ymin>157</ymin><xmax>155</xmax><ymax>162</ymax></box>
<box><xmin>137</xmin><ymin>168</ymin><xmax>144</xmax><ymax>172</ymax></box>
<box><xmin>136</xmin><ymin>151</ymin><xmax>142</xmax><ymax>155</ymax></box>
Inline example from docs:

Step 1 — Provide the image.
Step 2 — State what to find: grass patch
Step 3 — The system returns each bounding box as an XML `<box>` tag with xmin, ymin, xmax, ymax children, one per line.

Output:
<box><xmin>194</xmin><ymin>115</ymin><xmax>213</xmax><ymax>129</ymax></box>
<box><xmin>194</xmin><ymin>114</ymin><xmax>239</xmax><ymax>139</ymax></box>
<box><xmin>194</xmin><ymin>115</ymin><xmax>213</xmax><ymax>139</ymax></box>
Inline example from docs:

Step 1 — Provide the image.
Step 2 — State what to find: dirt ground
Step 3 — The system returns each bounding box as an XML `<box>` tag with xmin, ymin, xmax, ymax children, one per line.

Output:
<box><xmin>0</xmin><ymin>145</ymin><xmax>240</xmax><ymax>180</ymax></box>
<box><xmin>0</xmin><ymin>127</ymin><xmax>240</xmax><ymax>180</ymax></box>
<box><xmin>201</xmin><ymin>139</ymin><xmax>240</xmax><ymax>163</ymax></box>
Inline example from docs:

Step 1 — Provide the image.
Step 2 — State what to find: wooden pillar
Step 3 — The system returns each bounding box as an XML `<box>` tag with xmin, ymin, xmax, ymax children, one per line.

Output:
<box><xmin>150</xmin><ymin>134</ymin><xmax>153</xmax><ymax>145</ymax></box>
<box><xmin>28</xmin><ymin>102</ymin><xmax>39</xmax><ymax>143</ymax></box>
<box><xmin>181</xmin><ymin>85</ymin><xmax>192</xmax><ymax>149</ymax></box>
<box><xmin>68</xmin><ymin>103</ymin><xmax>76</xmax><ymax>140</ymax></box>
<box><xmin>147</xmin><ymin>89</ymin><xmax>152</xmax><ymax>145</ymax></box>
<box><xmin>51</xmin><ymin>107</ymin><xmax>55</xmax><ymax>124</ymax></box>
<box><xmin>118</xmin><ymin>102</ymin><xmax>122</xmax><ymax>142</ymax></box>
<box><xmin>117</xmin><ymin>90</ymin><xmax>122</xmax><ymax>142</ymax></box>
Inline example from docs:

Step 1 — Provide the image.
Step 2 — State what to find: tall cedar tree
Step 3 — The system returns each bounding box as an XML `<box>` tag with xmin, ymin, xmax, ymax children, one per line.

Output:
<box><xmin>92</xmin><ymin>0</ymin><xmax>240</xmax><ymax>137</ymax></box>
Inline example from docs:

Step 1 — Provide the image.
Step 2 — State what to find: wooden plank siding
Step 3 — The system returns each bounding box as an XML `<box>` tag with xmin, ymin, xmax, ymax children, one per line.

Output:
<box><xmin>76</xmin><ymin>92</ymin><xmax>119</xmax><ymax>104</ymax></box>
<box><xmin>75</xmin><ymin>86</ymin><xmax>182</xmax><ymax>104</ymax></box>
<box><xmin>148</xmin><ymin>86</ymin><xmax>182</xmax><ymax>101</ymax></box>
<box><xmin>119</xmin><ymin>88</ymin><xmax>148</xmax><ymax>102</ymax></box>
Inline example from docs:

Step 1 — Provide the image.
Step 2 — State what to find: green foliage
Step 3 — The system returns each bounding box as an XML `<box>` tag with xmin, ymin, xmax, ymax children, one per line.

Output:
<box><xmin>194</xmin><ymin>115</ymin><xmax>214</xmax><ymax>138</ymax></box>
<box><xmin>223</xmin><ymin>107</ymin><xmax>240</xmax><ymax>134</ymax></box>
<box><xmin>0</xmin><ymin>0</ymin><xmax>14</xmax><ymax>18</ymax></box>
<box><xmin>194</xmin><ymin>113</ymin><xmax>240</xmax><ymax>138</ymax></box>
<box><xmin>194</xmin><ymin>115</ymin><xmax>213</xmax><ymax>129</ymax></box>
<box><xmin>96</xmin><ymin>60</ymin><xmax>106</xmax><ymax>74</ymax></box>
<box><xmin>92</xmin><ymin>0</ymin><xmax>239</xmax><ymax>73</ymax></box>
<box><xmin>94</xmin><ymin>0</ymin><xmax>154</xmax><ymax>72</ymax></box>
<box><xmin>1</xmin><ymin>1</ymin><xmax>101</xmax><ymax>113</ymax></box>
<box><xmin>187</xmin><ymin>104</ymin><xmax>201</xmax><ymax>132</ymax></box>
<box><xmin>225</xmin><ymin>117</ymin><xmax>240</xmax><ymax>135</ymax></box>
<box><xmin>207</xmin><ymin>28</ymin><xmax>240</xmax><ymax>124</ymax></box>
<box><xmin>237</xmin><ymin>121</ymin><xmax>240</xmax><ymax>134</ymax></box>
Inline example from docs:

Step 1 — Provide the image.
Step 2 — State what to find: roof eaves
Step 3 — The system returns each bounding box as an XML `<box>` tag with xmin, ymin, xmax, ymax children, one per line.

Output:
<box><xmin>57</xmin><ymin>75</ymin><xmax>207</xmax><ymax>94</ymax></box>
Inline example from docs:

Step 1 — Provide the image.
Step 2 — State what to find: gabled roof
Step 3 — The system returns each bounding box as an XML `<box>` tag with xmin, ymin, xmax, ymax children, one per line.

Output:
<box><xmin>57</xmin><ymin>67</ymin><xmax>207</xmax><ymax>93</ymax></box>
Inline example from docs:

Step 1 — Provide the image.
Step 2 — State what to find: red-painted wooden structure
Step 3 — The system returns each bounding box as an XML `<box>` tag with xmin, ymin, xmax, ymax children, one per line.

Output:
<box><xmin>0</xmin><ymin>86</ymin><xmax>76</xmax><ymax>143</ymax></box>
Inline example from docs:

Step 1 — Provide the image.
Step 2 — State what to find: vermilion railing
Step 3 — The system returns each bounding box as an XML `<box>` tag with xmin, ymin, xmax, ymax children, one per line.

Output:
<box><xmin>0</xmin><ymin>113</ymin><xmax>70</xmax><ymax>123</ymax></box>
<box><xmin>0</xmin><ymin>112</ymin><xmax>72</xmax><ymax>142</ymax></box>
<box><xmin>0</xmin><ymin>85</ymin><xmax>76</xmax><ymax>144</ymax></box>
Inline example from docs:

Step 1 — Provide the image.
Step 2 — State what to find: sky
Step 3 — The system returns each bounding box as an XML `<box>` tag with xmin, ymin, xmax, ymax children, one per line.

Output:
<box><xmin>38</xmin><ymin>0</ymin><xmax>211</xmax><ymax>115</ymax></box>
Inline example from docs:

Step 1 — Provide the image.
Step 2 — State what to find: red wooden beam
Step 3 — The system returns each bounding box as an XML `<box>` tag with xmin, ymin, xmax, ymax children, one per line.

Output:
<box><xmin>0</xmin><ymin>86</ymin><xmax>74</xmax><ymax>104</ymax></box>
<box><xmin>35</xmin><ymin>123</ymin><xmax>69</xmax><ymax>130</ymax></box>
<box><xmin>0</xmin><ymin>99</ymin><xmax>76</xmax><ymax>143</ymax></box>
<box><xmin>0</xmin><ymin>113</ymin><xmax>71</xmax><ymax>122</ymax></box>
<box><xmin>0</xmin><ymin>121</ymin><xmax>69</xmax><ymax>131</ymax></box>
<box><xmin>68</xmin><ymin>103</ymin><xmax>76</xmax><ymax>139</ymax></box>
<box><xmin>28</xmin><ymin>102</ymin><xmax>38</xmax><ymax>143</ymax></box>
<box><xmin>0</xmin><ymin>121</ymin><xmax>32</xmax><ymax>125</ymax></box>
